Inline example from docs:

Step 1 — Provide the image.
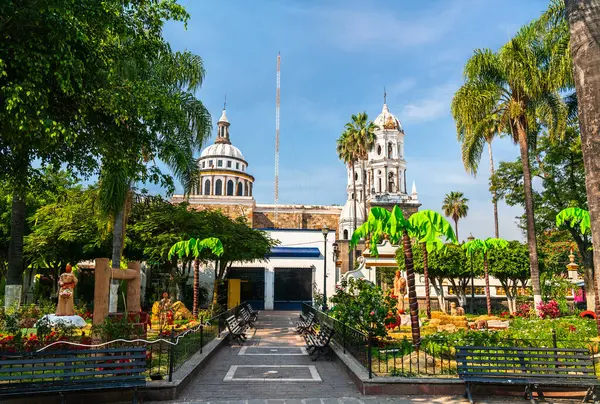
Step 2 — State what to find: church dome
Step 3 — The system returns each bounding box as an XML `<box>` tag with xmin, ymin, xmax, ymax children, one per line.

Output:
<box><xmin>200</xmin><ymin>143</ymin><xmax>245</xmax><ymax>160</ymax></box>
<box><xmin>374</xmin><ymin>103</ymin><xmax>403</xmax><ymax>132</ymax></box>
<box><xmin>339</xmin><ymin>199</ymin><xmax>365</xmax><ymax>224</ymax></box>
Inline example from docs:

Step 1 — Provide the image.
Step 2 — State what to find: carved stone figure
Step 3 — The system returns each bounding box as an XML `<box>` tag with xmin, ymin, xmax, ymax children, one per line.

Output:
<box><xmin>56</xmin><ymin>264</ymin><xmax>78</xmax><ymax>316</ymax></box>
<box><xmin>393</xmin><ymin>270</ymin><xmax>407</xmax><ymax>313</ymax></box>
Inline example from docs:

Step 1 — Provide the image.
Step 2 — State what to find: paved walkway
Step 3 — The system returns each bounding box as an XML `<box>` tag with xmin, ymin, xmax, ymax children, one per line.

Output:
<box><xmin>153</xmin><ymin>311</ymin><xmax>583</xmax><ymax>404</ymax></box>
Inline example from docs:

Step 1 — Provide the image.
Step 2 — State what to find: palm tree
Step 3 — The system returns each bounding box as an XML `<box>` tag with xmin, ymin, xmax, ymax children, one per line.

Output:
<box><xmin>442</xmin><ymin>192</ymin><xmax>469</xmax><ymax>241</ymax></box>
<box><xmin>408</xmin><ymin>210</ymin><xmax>457</xmax><ymax>319</ymax></box>
<box><xmin>100</xmin><ymin>51</ymin><xmax>211</xmax><ymax>310</ymax></box>
<box><xmin>451</xmin><ymin>25</ymin><xmax>568</xmax><ymax>309</ymax></box>
<box><xmin>463</xmin><ymin>238</ymin><xmax>508</xmax><ymax>316</ymax></box>
<box><xmin>337</xmin><ymin>129</ymin><xmax>359</xmax><ymax>269</ymax></box>
<box><xmin>456</xmin><ymin>113</ymin><xmax>505</xmax><ymax>238</ymax></box>
<box><xmin>168</xmin><ymin>237</ymin><xmax>224</xmax><ymax>317</ymax></box>
<box><xmin>345</xmin><ymin>112</ymin><xmax>377</xmax><ymax>221</ymax></box>
<box><xmin>351</xmin><ymin>206</ymin><xmax>437</xmax><ymax>347</ymax></box>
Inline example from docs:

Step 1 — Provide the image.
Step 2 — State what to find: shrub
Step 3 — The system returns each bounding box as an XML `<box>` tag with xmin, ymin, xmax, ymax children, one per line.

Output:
<box><xmin>537</xmin><ymin>300</ymin><xmax>560</xmax><ymax>319</ymax></box>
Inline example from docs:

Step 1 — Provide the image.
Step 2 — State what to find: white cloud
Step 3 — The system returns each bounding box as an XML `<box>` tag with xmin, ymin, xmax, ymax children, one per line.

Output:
<box><xmin>397</xmin><ymin>83</ymin><xmax>458</xmax><ymax>123</ymax></box>
<box><xmin>388</xmin><ymin>78</ymin><xmax>417</xmax><ymax>96</ymax></box>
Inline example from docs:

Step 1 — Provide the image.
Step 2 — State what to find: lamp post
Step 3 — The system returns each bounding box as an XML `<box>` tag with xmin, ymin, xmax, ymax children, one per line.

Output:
<box><xmin>322</xmin><ymin>226</ymin><xmax>329</xmax><ymax>311</ymax></box>
<box><xmin>332</xmin><ymin>242</ymin><xmax>340</xmax><ymax>284</ymax></box>
<box><xmin>467</xmin><ymin>233</ymin><xmax>475</xmax><ymax>314</ymax></box>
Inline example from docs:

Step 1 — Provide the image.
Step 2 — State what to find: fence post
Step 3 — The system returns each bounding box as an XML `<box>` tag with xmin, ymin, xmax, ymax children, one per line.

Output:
<box><xmin>200</xmin><ymin>324</ymin><xmax>204</xmax><ymax>354</ymax></box>
<box><xmin>552</xmin><ymin>328</ymin><xmax>557</xmax><ymax>349</ymax></box>
<box><xmin>168</xmin><ymin>330</ymin><xmax>175</xmax><ymax>382</ymax></box>
<box><xmin>367</xmin><ymin>332</ymin><xmax>372</xmax><ymax>379</ymax></box>
<box><xmin>342</xmin><ymin>323</ymin><xmax>346</xmax><ymax>354</ymax></box>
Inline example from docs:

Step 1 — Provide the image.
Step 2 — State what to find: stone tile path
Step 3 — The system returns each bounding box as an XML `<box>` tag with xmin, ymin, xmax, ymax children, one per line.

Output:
<box><xmin>151</xmin><ymin>311</ymin><xmax>582</xmax><ymax>404</ymax></box>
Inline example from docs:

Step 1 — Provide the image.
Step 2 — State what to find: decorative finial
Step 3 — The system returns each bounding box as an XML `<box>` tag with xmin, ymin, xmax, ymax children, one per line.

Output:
<box><xmin>224</xmin><ymin>94</ymin><xmax>227</xmax><ymax>110</ymax></box>
<box><xmin>384</xmin><ymin>86</ymin><xmax>387</xmax><ymax>104</ymax></box>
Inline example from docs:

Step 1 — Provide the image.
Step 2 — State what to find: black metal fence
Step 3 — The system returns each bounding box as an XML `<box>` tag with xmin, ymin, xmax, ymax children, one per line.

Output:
<box><xmin>301</xmin><ymin>303</ymin><xmax>599</xmax><ymax>379</ymax></box>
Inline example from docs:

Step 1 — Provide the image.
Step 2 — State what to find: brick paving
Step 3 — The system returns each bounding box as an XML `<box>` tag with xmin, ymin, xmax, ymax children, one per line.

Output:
<box><xmin>151</xmin><ymin>311</ymin><xmax>582</xmax><ymax>404</ymax></box>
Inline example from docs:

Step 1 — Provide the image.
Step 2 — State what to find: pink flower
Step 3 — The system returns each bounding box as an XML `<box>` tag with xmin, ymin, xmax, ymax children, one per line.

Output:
<box><xmin>370</xmin><ymin>311</ymin><xmax>375</xmax><ymax>316</ymax></box>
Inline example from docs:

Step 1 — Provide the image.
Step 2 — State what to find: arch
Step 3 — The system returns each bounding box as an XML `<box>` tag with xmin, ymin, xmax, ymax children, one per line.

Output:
<box><xmin>236</xmin><ymin>182</ymin><xmax>243</xmax><ymax>196</ymax></box>
<box><xmin>388</xmin><ymin>142</ymin><xmax>393</xmax><ymax>159</ymax></box>
<box><xmin>244</xmin><ymin>181</ymin><xmax>249</xmax><ymax>196</ymax></box>
<box><xmin>215</xmin><ymin>179</ymin><xmax>223</xmax><ymax>195</ymax></box>
<box><xmin>343</xmin><ymin>229</ymin><xmax>349</xmax><ymax>239</ymax></box>
<box><xmin>227</xmin><ymin>180</ymin><xmax>234</xmax><ymax>196</ymax></box>
<box><xmin>377</xmin><ymin>145</ymin><xmax>382</xmax><ymax>156</ymax></box>
<box><xmin>204</xmin><ymin>179</ymin><xmax>211</xmax><ymax>196</ymax></box>
<box><xmin>249</xmin><ymin>183</ymin><xmax>253</xmax><ymax>196</ymax></box>
<box><xmin>378</xmin><ymin>178</ymin><xmax>382</xmax><ymax>193</ymax></box>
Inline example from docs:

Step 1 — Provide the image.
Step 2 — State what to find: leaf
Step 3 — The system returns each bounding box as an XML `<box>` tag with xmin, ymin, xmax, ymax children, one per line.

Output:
<box><xmin>556</xmin><ymin>207</ymin><xmax>591</xmax><ymax>235</ymax></box>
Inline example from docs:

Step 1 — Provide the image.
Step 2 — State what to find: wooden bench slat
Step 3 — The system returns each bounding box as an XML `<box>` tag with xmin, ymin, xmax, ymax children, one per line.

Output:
<box><xmin>0</xmin><ymin>366</ymin><xmax>147</xmax><ymax>382</ymax></box>
<box><xmin>0</xmin><ymin>360</ymin><xmax>147</xmax><ymax>374</ymax></box>
<box><xmin>456</xmin><ymin>352</ymin><xmax>591</xmax><ymax>360</ymax></box>
<box><xmin>457</xmin><ymin>346</ymin><xmax>590</xmax><ymax>353</ymax></box>
<box><xmin>456</xmin><ymin>358</ymin><xmax>593</xmax><ymax>366</ymax></box>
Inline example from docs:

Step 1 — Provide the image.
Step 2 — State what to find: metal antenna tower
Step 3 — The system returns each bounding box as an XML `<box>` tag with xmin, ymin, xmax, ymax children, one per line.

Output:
<box><xmin>274</xmin><ymin>52</ymin><xmax>280</xmax><ymax>224</ymax></box>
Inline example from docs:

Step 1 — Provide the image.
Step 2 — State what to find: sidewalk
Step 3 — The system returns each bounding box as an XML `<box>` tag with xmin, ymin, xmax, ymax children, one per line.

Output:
<box><xmin>152</xmin><ymin>311</ymin><xmax>582</xmax><ymax>404</ymax></box>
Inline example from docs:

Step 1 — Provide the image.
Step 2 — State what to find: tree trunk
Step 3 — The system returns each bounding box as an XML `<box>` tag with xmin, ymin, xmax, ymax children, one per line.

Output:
<box><xmin>454</xmin><ymin>218</ymin><xmax>459</xmax><ymax>241</ymax></box>
<box><xmin>566</xmin><ymin>0</ymin><xmax>600</xmax><ymax>334</ymax></box>
<box><xmin>488</xmin><ymin>141</ymin><xmax>500</xmax><ymax>238</ymax></box>
<box><xmin>516</xmin><ymin>123</ymin><xmax>542</xmax><ymax>311</ymax></box>
<box><xmin>402</xmin><ymin>231</ymin><xmax>420</xmax><ymax>347</ymax></box>
<box><xmin>430</xmin><ymin>277</ymin><xmax>446</xmax><ymax>313</ymax></box>
<box><xmin>483</xmin><ymin>252</ymin><xmax>492</xmax><ymax>316</ymax></box>
<box><xmin>422</xmin><ymin>244</ymin><xmax>431</xmax><ymax>319</ymax></box>
<box><xmin>350</xmin><ymin>163</ymin><xmax>357</xmax><ymax>271</ymax></box>
<box><xmin>193</xmin><ymin>259</ymin><xmax>200</xmax><ymax>317</ymax></box>
<box><xmin>361</xmin><ymin>161</ymin><xmax>368</xmax><ymax>221</ymax></box>
<box><xmin>5</xmin><ymin>190</ymin><xmax>27</xmax><ymax>309</ymax></box>
<box><xmin>109</xmin><ymin>204</ymin><xmax>126</xmax><ymax>313</ymax></box>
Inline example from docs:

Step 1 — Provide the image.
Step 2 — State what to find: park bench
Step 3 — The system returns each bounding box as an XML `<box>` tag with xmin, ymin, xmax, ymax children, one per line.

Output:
<box><xmin>244</xmin><ymin>303</ymin><xmax>259</xmax><ymax>321</ymax></box>
<box><xmin>457</xmin><ymin>345</ymin><xmax>600</xmax><ymax>404</ymax></box>
<box><xmin>304</xmin><ymin>324</ymin><xmax>335</xmax><ymax>362</ymax></box>
<box><xmin>239</xmin><ymin>307</ymin><xmax>256</xmax><ymax>328</ymax></box>
<box><xmin>296</xmin><ymin>311</ymin><xmax>315</xmax><ymax>334</ymax></box>
<box><xmin>0</xmin><ymin>346</ymin><xmax>146</xmax><ymax>403</ymax></box>
<box><xmin>226</xmin><ymin>315</ymin><xmax>248</xmax><ymax>346</ymax></box>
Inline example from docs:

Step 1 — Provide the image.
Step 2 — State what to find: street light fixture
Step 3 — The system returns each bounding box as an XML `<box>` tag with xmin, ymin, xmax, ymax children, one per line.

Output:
<box><xmin>467</xmin><ymin>233</ymin><xmax>475</xmax><ymax>314</ymax></box>
<box><xmin>322</xmin><ymin>225</ymin><xmax>329</xmax><ymax>311</ymax></box>
<box><xmin>332</xmin><ymin>242</ymin><xmax>340</xmax><ymax>284</ymax></box>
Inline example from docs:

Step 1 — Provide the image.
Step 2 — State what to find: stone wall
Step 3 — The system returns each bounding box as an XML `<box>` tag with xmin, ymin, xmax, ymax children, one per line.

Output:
<box><xmin>253</xmin><ymin>210</ymin><xmax>340</xmax><ymax>230</ymax></box>
<box><xmin>189</xmin><ymin>203</ymin><xmax>254</xmax><ymax>226</ymax></box>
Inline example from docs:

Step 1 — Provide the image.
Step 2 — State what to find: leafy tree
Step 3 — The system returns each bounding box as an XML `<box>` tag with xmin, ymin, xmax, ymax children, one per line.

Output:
<box><xmin>441</xmin><ymin>191</ymin><xmax>469</xmax><ymax>240</ymax></box>
<box><xmin>487</xmin><ymin>241</ymin><xmax>531</xmax><ymax>314</ymax></box>
<box><xmin>463</xmin><ymin>238</ymin><xmax>509</xmax><ymax>315</ymax></box>
<box><xmin>492</xmin><ymin>129</ymin><xmax>593</xmax><ymax>308</ymax></box>
<box><xmin>452</xmin><ymin>24</ymin><xmax>569</xmax><ymax>310</ymax></box>
<box><xmin>408</xmin><ymin>210</ymin><xmax>457</xmax><ymax>318</ymax></box>
<box><xmin>0</xmin><ymin>0</ymin><xmax>197</xmax><ymax>307</ymax></box>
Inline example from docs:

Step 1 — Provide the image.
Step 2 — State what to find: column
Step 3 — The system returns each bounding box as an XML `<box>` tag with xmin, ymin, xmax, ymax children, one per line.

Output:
<box><xmin>404</xmin><ymin>170</ymin><xmax>407</xmax><ymax>193</ymax></box>
<box><xmin>384</xmin><ymin>166</ymin><xmax>388</xmax><ymax>192</ymax></box>
<box><xmin>397</xmin><ymin>166</ymin><xmax>401</xmax><ymax>193</ymax></box>
<box><xmin>264</xmin><ymin>267</ymin><xmax>274</xmax><ymax>310</ymax></box>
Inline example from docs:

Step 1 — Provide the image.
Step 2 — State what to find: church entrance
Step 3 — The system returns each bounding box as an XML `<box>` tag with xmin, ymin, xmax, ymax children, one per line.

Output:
<box><xmin>227</xmin><ymin>268</ymin><xmax>265</xmax><ymax>310</ymax></box>
<box><xmin>273</xmin><ymin>267</ymin><xmax>312</xmax><ymax>310</ymax></box>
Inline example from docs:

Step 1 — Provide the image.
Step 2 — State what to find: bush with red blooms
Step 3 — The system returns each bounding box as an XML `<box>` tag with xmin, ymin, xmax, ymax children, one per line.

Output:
<box><xmin>537</xmin><ymin>300</ymin><xmax>561</xmax><ymax>319</ymax></box>
<box><xmin>516</xmin><ymin>303</ymin><xmax>532</xmax><ymax>318</ymax></box>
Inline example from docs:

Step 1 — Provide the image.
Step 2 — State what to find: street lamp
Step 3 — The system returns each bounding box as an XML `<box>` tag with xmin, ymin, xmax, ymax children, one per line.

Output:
<box><xmin>467</xmin><ymin>233</ymin><xmax>475</xmax><ymax>314</ymax></box>
<box><xmin>332</xmin><ymin>242</ymin><xmax>340</xmax><ymax>284</ymax></box>
<box><xmin>322</xmin><ymin>225</ymin><xmax>329</xmax><ymax>311</ymax></box>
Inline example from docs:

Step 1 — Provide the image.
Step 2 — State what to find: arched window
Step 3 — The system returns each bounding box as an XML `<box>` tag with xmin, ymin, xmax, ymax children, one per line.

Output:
<box><xmin>377</xmin><ymin>145</ymin><xmax>382</xmax><ymax>156</ymax></box>
<box><xmin>215</xmin><ymin>179</ymin><xmax>223</xmax><ymax>195</ymax></box>
<box><xmin>244</xmin><ymin>181</ymin><xmax>248</xmax><ymax>196</ymax></box>
<box><xmin>388</xmin><ymin>142</ymin><xmax>393</xmax><ymax>159</ymax></box>
<box><xmin>204</xmin><ymin>179</ymin><xmax>211</xmax><ymax>195</ymax></box>
<box><xmin>343</xmin><ymin>229</ymin><xmax>349</xmax><ymax>239</ymax></box>
<box><xmin>378</xmin><ymin>178</ymin><xmax>382</xmax><ymax>193</ymax></box>
<box><xmin>227</xmin><ymin>180</ymin><xmax>234</xmax><ymax>196</ymax></box>
<box><xmin>249</xmin><ymin>183</ymin><xmax>253</xmax><ymax>196</ymax></box>
<box><xmin>236</xmin><ymin>182</ymin><xmax>243</xmax><ymax>196</ymax></box>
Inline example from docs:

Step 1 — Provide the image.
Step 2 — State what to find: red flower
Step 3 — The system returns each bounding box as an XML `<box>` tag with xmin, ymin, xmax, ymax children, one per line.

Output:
<box><xmin>569</xmin><ymin>325</ymin><xmax>577</xmax><ymax>332</ymax></box>
<box><xmin>370</xmin><ymin>311</ymin><xmax>375</xmax><ymax>316</ymax></box>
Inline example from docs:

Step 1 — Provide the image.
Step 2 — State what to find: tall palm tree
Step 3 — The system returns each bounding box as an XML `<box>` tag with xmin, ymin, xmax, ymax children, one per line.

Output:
<box><xmin>442</xmin><ymin>192</ymin><xmax>469</xmax><ymax>241</ymax></box>
<box><xmin>456</xmin><ymin>113</ymin><xmax>505</xmax><ymax>238</ymax></box>
<box><xmin>337</xmin><ymin>130</ymin><xmax>358</xmax><ymax>269</ymax></box>
<box><xmin>451</xmin><ymin>24</ymin><xmax>568</xmax><ymax>309</ymax></box>
<box><xmin>344</xmin><ymin>112</ymin><xmax>377</xmax><ymax>221</ymax></box>
<box><xmin>100</xmin><ymin>51</ymin><xmax>211</xmax><ymax>310</ymax></box>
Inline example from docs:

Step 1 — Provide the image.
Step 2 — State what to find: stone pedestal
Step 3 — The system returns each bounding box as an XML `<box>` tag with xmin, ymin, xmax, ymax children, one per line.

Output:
<box><xmin>38</xmin><ymin>314</ymin><xmax>87</xmax><ymax>328</ymax></box>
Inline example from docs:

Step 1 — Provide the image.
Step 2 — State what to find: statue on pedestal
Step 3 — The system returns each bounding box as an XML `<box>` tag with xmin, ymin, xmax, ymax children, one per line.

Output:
<box><xmin>393</xmin><ymin>270</ymin><xmax>407</xmax><ymax>313</ymax></box>
<box><xmin>56</xmin><ymin>264</ymin><xmax>78</xmax><ymax>316</ymax></box>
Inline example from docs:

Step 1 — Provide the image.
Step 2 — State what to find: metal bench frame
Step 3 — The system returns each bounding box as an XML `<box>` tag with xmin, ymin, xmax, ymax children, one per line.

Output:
<box><xmin>457</xmin><ymin>345</ymin><xmax>599</xmax><ymax>404</ymax></box>
<box><xmin>303</xmin><ymin>324</ymin><xmax>335</xmax><ymax>362</ymax></box>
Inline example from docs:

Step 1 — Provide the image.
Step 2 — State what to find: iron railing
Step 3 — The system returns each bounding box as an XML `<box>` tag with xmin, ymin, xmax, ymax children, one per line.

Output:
<box><xmin>301</xmin><ymin>303</ymin><xmax>599</xmax><ymax>379</ymax></box>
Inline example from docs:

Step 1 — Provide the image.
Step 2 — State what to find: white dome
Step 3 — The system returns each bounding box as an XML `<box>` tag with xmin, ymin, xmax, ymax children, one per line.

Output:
<box><xmin>340</xmin><ymin>199</ymin><xmax>365</xmax><ymax>224</ymax></box>
<box><xmin>374</xmin><ymin>104</ymin><xmax>403</xmax><ymax>132</ymax></box>
<box><xmin>200</xmin><ymin>143</ymin><xmax>245</xmax><ymax>161</ymax></box>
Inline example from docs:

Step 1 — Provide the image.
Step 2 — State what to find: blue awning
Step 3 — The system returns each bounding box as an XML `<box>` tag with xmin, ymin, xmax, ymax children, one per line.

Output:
<box><xmin>268</xmin><ymin>247</ymin><xmax>321</xmax><ymax>258</ymax></box>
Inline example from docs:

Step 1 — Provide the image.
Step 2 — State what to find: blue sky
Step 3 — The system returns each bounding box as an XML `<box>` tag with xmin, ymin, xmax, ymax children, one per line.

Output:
<box><xmin>161</xmin><ymin>0</ymin><xmax>550</xmax><ymax>242</ymax></box>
